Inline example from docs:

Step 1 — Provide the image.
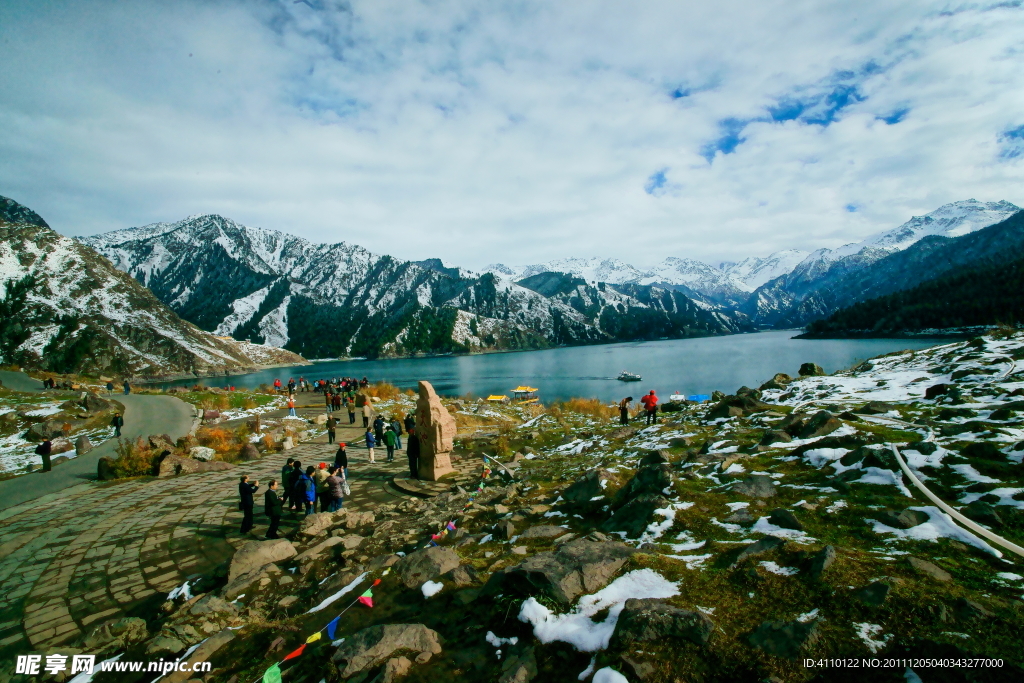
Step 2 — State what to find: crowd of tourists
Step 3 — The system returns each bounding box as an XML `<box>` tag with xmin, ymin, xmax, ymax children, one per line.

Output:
<box><xmin>237</xmin><ymin>376</ymin><xmax>424</xmax><ymax>538</ymax></box>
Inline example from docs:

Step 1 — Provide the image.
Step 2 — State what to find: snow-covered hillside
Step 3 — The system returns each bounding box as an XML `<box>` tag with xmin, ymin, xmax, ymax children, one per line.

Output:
<box><xmin>0</xmin><ymin>196</ymin><xmax>304</xmax><ymax>377</ymax></box>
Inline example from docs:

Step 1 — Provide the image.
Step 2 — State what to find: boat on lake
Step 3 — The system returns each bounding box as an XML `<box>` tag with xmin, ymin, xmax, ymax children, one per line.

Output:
<box><xmin>617</xmin><ymin>371</ymin><xmax>642</xmax><ymax>382</ymax></box>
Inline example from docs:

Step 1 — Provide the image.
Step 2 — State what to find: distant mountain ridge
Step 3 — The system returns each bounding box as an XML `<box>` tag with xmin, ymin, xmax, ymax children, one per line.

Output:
<box><xmin>82</xmin><ymin>215</ymin><xmax>751</xmax><ymax>359</ymax></box>
<box><xmin>488</xmin><ymin>198</ymin><xmax>1020</xmax><ymax>324</ymax></box>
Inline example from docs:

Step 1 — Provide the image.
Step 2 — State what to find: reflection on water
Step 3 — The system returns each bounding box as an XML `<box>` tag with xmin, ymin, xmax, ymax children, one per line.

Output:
<box><xmin>166</xmin><ymin>331</ymin><xmax>949</xmax><ymax>403</ymax></box>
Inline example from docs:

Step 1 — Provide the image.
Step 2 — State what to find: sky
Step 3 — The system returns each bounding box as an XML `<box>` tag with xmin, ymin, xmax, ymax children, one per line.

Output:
<box><xmin>2</xmin><ymin>0</ymin><xmax>1024</xmax><ymax>271</ymax></box>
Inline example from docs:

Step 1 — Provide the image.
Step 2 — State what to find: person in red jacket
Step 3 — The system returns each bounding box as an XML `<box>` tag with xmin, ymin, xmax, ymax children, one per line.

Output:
<box><xmin>640</xmin><ymin>390</ymin><xmax>658</xmax><ymax>425</ymax></box>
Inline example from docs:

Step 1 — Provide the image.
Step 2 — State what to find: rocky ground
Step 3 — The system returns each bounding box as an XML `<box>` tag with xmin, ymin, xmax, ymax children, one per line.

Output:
<box><xmin>4</xmin><ymin>332</ymin><xmax>1024</xmax><ymax>683</ymax></box>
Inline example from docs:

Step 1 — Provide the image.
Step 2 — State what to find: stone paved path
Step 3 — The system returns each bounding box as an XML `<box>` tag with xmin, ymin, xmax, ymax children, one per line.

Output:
<box><xmin>0</xmin><ymin>413</ymin><xmax>478</xmax><ymax>657</ymax></box>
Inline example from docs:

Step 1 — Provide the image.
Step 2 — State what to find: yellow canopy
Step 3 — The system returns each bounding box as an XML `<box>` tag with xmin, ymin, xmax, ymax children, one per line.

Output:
<box><xmin>487</xmin><ymin>395</ymin><xmax>508</xmax><ymax>401</ymax></box>
<box><xmin>512</xmin><ymin>386</ymin><xmax>538</xmax><ymax>393</ymax></box>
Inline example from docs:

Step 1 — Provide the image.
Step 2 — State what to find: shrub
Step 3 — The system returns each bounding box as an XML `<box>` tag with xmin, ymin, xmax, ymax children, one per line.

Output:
<box><xmin>363</xmin><ymin>382</ymin><xmax>402</xmax><ymax>400</ymax></box>
<box><xmin>197</xmin><ymin>427</ymin><xmax>236</xmax><ymax>454</ymax></box>
<box><xmin>111</xmin><ymin>438</ymin><xmax>160</xmax><ymax>478</ymax></box>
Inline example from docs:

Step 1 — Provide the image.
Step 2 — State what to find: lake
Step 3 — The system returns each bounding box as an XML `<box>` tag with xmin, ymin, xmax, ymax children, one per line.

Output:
<box><xmin>171</xmin><ymin>331</ymin><xmax>950</xmax><ymax>403</ymax></box>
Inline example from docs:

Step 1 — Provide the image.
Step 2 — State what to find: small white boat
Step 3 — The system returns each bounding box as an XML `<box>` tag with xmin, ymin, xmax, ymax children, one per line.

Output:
<box><xmin>617</xmin><ymin>371</ymin><xmax>642</xmax><ymax>382</ymax></box>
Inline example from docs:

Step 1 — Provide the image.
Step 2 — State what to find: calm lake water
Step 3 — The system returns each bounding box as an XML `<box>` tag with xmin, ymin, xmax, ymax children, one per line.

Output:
<box><xmin>173</xmin><ymin>331</ymin><xmax>949</xmax><ymax>403</ymax></box>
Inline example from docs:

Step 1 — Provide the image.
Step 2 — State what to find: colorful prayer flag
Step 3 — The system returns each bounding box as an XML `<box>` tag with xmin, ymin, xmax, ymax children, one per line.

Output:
<box><xmin>446</xmin><ymin>521</ymin><xmax>456</xmax><ymax>531</ymax></box>
<box><xmin>305</xmin><ymin>632</ymin><xmax>322</xmax><ymax>644</ymax></box>
<box><xmin>372</xmin><ymin>579</ymin><xmax>382</xmax><ymax>586</ymax></box>
<box><xmin>358</xmin><ymin>589</ymin><xmax>373</xmax><ymax>608</ymax></box>
<box><xmin>282</xmin><ymin>644</ymin><xmax>306</xmax><ymax>661</ymax></box>
<box><xmin>262</xmin><ymin>663</ymin><xmax>282</xmax><ymax>683</ymax></box>
<box><xmin>326</xmin><ymin>616</ymin><xmax>340</xmax><ymax>640</ymax></box>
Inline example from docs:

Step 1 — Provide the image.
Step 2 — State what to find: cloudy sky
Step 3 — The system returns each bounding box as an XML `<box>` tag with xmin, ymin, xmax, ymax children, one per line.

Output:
<box><xmin>2</xmin><ymin>1</ymin><xmax>1024</xmax><ymax>270</ymax></box>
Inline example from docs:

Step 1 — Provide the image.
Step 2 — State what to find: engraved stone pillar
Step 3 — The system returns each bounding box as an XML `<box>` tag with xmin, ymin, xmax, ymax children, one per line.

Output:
<box><xmin>415</xmin><ymin>380</ymin><xmax>456</xmax><ymax>481</ymax></box>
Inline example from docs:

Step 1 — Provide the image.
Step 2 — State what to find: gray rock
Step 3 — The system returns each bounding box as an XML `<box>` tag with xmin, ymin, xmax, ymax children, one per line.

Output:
<box><xmin>75</xmin><ymin>435</ymin><xmax>93</xmax><ymax>456</ymax></box>
<box><xmin>189</xmin><ymin>446</ymin><xmax>216</xmax><ymax>461</ymax></box>
<box><xmin>97</xmin><ymin>455</ymin><xmax>117</xmax><ymax>480</ymax></box>
<box><xmin>498</xmin><ymin>647</ymin><xmax>537</xmax><ymax>683</ymax></box>
<box><xmin>760</xmin><ymin>430</ymin><xmax>792</xmax><ymax>445</ymax></box>
<box><xmin>333</xmin><ymin>624</ymin><xmax>443</xmax><ymax>678</ymax></box>
<box><xmin>489</xmin><ymin>538</ymin><xmax>635</xmax><ymax>605</ymax></box>
<box><xmin>853</xmin><ymin>582</ymin><xmax>890</xmax><ymax>606</ymax></box>
<box><xmin>613</xmin><ymin>465</ymin><xmax>673</xmax><ymax>509</ymax></box>
<box><xmin>724</xmin><ymin>508</ymin><xmax>756</xmax><ymax>525</ymax></box>
<box><xmin>394</xmin><ymin>546</ymin><xmax>461</xmax><ymax>589</ymax></box>
<box><xmin>145</xmin><ymin>634</ymin><xmax>186</xmax><ymax>655</ymax></box>
<box><xmin>908</xmin><ymin>441</ymin><xmax>938</xmax><ymax>455</ymax></box>
<box><xmin>82</xmin><ymin>392</ymin><xmax>114</xmax><ymax>413</ymax></box>
<box><xmin>732</xmin><ymin>475</ymin><xmax>777</xmax><ymax>498</ymax></box>
<box><xmin>298</xmin><ymin>512</ymin><xmax>338</xmax><ymax>537</ymax></box>
<box><xmin>601</xmin><ymin>494</ymin><xmax>671</xmax><ymax>538</ymax></box>
<box><xmin>223</xmin><ymin>563</ymin><xmax>281</xmax><ymax>600</ymax></box>
<box><xmin>807</xmin><ymin>545</ymin><xmax>836</xmax><ymax>580</ymax></box>
<box><xmin>908</xmin><ymin>557</ymin><xmax>952</xmax><ymax>582</ymax></box>
<box><xmin>748</xmin><ymin>619</ymin><xmax>820</xmax><ymax>659</ymax></box>
<box><xmin>161</xmin><ymin>628</ymin><xmax>236</xmax><ymax>683</ymax></box>
<box><xmin>798</xmin><ymin>363</ymin><xmax>825</xmax><ymax>377</ymax></box>
<box><xmin>732</xmin><ymin>536</ymin><xmax>785</xmax><ymax>567</ymax></box>
<box><xmin>238</xmin><ymin>443</ymin><xmax>260</xmax><ymax>460</ymax></box>
<box><xmin>610</xmin><ymin>598</ymin><xmax>713</xmax><ymax>646</ymax></box>
<box><xmin>799</xmin><ymin>411</ymin><xmax>841</xmax><ymax>440</ymax></box>
<box><xmin>638</xmin><ymin>450</ymin><xmax>671</xmax><ymax>466</ymax></box>
<box><xmin>440</xmin><ymin>565</ymin><xmax>480</xmax><ymax>587</ymax></box>
<box><xmin>518</xmin><ymin>525</ymin><xmax>569</xmax><ymax>540</ymax></box>
<box><xmin>84</xmin><ymin>617</ymin><xmax>149</xmax><ymax>653</ymax></box>
<box><xmin>189</xmin><ymin>595</ymin><xmax>239</xmax><ymax>617</ymax></box>
<box><xmin>768</xmin><ymin>509</ymin><xmax>803</xmax><ymax>531</ymax></box>
<box><xmin>228</xmin><ymin>539</ymin><xmax>296</xmax><ymax>582</ymax></box>
<box><xmin>495</xmin><ymin>520</ymin><xmax>516</xmax><ymax>540</ymax></box>
<box><xmin>879</xmin><ymin>509</ymin><xmax>930</xmax><ymax>529</ymax></box>
<box><xmin>963</xmin><ymin>501</ymin><xmax>1003</xmax><ymax>528</ymax></box>
<box><xmin>953</xmin><ymin>597</ymin><xmax>992</xmax><ymax>621</ymax></box>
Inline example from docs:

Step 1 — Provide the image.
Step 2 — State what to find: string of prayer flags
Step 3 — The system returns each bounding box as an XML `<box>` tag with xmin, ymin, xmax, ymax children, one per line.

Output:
<box><xmin>305</xmin><ymin>632</ymin><xmax>322</xmax><ymax>644</ymax></box>
<box><xmin>262</xmin><ymin>663</ymin><xmax>282</xmax><ymax>683</ymax></box>
<box><xmin>358</xmin><ymin>589</ymin><xmax>374</xmax><ymax>608</ymax></box>
<box><xmin>282</xmin><ymin>644</ymin><xmax>306</xmax><ymax>661</ymax></box>
<box><xmin>326</xmin><ymin>616</ymin><xmax>340</xmax><ymax>640</ymax></box>
<box><xmin>446</xmin><ymin>521</ymin><xmax>457</xmax><ymax>532</ymax></box>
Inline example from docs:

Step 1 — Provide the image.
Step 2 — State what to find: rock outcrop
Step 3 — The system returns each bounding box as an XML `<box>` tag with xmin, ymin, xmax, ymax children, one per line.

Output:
<box><xmin>228</xmin><ymin>539</ymin><xmax>297</xmax><ymax>582</ymax></box>
<box><xmin>333</xmin><ymin>624</ymin><xmax>443</xmax><ymax>678</ymax></box>
<box><xmin>415</xmin><ymin>381</ymin><xmax>456</xmax><ymax>481</ymax></box>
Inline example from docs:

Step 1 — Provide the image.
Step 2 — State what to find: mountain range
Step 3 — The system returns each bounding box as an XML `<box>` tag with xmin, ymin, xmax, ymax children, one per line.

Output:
<box><xmin>81</xmin><ymin>215</ymin><xmax>750</xmax><ymax>360</ymax></box>
<box><xmin>0</xmin><ymin>196</ymin><xmax>304</xmax><ymax>377</ymax></box>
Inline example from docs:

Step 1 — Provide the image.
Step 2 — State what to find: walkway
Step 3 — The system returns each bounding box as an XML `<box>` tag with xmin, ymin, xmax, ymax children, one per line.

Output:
<box><xmin>0</xmin><ymin>394</ymin><xmax>196</xmax><ymax>512</ymax></box>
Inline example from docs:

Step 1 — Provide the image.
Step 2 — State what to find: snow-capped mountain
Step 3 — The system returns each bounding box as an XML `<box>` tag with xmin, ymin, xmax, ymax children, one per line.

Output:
<box><xmin>0</xmin><ymin>196</ymin><xmax>304</xmax><ymax>377</ymax></box>
<box><xmin>719</xmin><ymin>250</ymin><xmax>810</xmax><ymax>290</ymax></box>
<box><xmin>485</xmin><ymin>258</ymin><xmax>648</xmax><ymax>286</ymax></box>
<box><xmin>860</xmin><ymin>199</ymin><xmax>1020</xmax><ymax>252</ymax></box>
<box><xmin>83</xmin><ymin>216</ymin><xmax>751</xmax><ymax>359</ymax></box>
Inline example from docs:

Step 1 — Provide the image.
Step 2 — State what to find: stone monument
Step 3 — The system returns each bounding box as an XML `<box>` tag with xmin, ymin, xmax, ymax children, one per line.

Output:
<box><xmin>415</xmin><ymin>380</ymin><xmax>456</xmax><ymax>481</ymax></box>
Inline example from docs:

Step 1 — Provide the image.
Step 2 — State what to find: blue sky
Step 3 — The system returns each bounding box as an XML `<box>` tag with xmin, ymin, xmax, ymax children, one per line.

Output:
<box><xmin>1</xmin><ymin>0</ymin><xmax>1023</xmax><ymax>269</ymax></box>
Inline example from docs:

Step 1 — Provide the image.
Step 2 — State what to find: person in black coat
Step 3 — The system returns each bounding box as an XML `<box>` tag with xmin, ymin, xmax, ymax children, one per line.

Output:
<box><xmin>35</xmin><ymin>439</ymin><xmax>52</xmax><ymax>472</ymax></box>
<box><xmin>373</xmin><ymin>415</ymin><xmax>385</xmax><ymax>444</ymax></box>
<box><xmin>404</xmin><ymin>413</ymin><xmax>415</xmax><ymax>434</ymax></box>
<box><xmin>264</xmin><ymin>480</ymin><xmax>283</xmax><ymax>539</ymax></box>
<box><xmin>238</xmin><ymin>475</ymin><xmax>260</xmax><ymax>533</ymax></box>
<box><xmin>287</xmin><ymin>460</ymin><xmax>302</xmax><ymax>511</ymax></box>
<box><xmin>111</xmin><ymin>413</ymin><xmax>124</xmax><ymax>438</ymax></box>
<box><xmin>334</xmin><ymin>443</ymin><xmax>348</xmax><ymax>480</ymax></box>
<box><xmin>406</xmin><ymin>430</ymin><xmax>420</xmax><ymax>479</ymax></box>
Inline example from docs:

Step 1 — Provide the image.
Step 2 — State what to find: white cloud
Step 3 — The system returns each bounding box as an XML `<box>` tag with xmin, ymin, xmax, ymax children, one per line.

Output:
<box><xmin>1</xmin><ymin>0</ymin><xmax>1023</xmax><ymax>271</ymax></box>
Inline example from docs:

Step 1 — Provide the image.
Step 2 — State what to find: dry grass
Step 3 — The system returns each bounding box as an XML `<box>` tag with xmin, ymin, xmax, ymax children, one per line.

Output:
<box><xmin>363</xmin><ymin>382</ymin><xmax>402</xmax><ymax>400</ymax></box>
<box><xmin>196</xmin><ymin>426</ymin><xmax>236</xmax><ymax>455</ymax></box>
<box><xmin>547</xmin><ymin>397</ymin><xmax>617</xmax><ymax>420</ymax></box>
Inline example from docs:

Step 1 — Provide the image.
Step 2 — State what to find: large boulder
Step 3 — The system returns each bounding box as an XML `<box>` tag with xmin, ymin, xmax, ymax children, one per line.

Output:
<box><xmin>82</xmin><ymin>393</ymin><xmax>114</xmax><ymax>413</ymax></box>
<box><xmin>238</xmin><ymin>443</ymin><xmax>260</xmax><ymax>460</ymax></box>
<box><xmin>97</xmin><ymin>456</ymin><xmax>117</xmax><ymax>480</ymax></box>
<box><xmin>228</xmin><ymin>539</ymin><xmax>297</xmax><ymax>582</ymax></box>
<box><xmin>333</xmin><ymin>624</ymin><xmax>442</xmax><ymax>678</ymax></box>
<box><xmin>925</xmin><ymin>383</ymin><xmax>949</xmax><ymax>399</ymax></box>
<box><xmin>158</xmin><ymin>454</ymin><xmax>232</xmax><ymax>477</ymax></box>
<box><xmin>26</xmin><ymin>419</ymin><xmax>66</xmax><ymax>441</ymax></box>
<box><xmin>610</xmin><ymin>598</ymin><xmax>714</xmax><ymax>647</ymax></box>
<box><xmin>748</xmin><ymin>619</ymin><xmax>820</xmax><ymax>659</ymax></box>
<box><xmin>519</xmin><ymin>525</ymin><xmax>569</xmax><ymax>540</ymax></box>
<box><xmin>707</xmin><ymin>394</ymin><xmax>772</xmax><ymax>420</ymax></box>
<box><xmin>50</xmin><ymin>437</ymin><xmax>74</xmax><ymax>454</ymax></box>
<box><xmin>562</xmin><ymin>469</ymin><xmax>614</xmax><ymax>506</ymax></box>
<box><xmin>75</xmin><ymin>435</ymin><xmax>93</xmax><ymax>455</ymax></box>
<box><xmin>298</xmin><ymin>512</ymin><xmax>338</xmax><ymax>538</ymax></box>
<box><xmin>189</xmin><ymin>446</ymin><xmax>216</xmax><ymax>461</ymax></box>
<box><xmin>798</xmin><ymin>363</ymin><xmax>825</xmax><ymax>377</ymax></box>
<box><xmin>759</xmin><ymin>373</ymin><xmax>793</xmax><ymax>391</ymax></box>
<box><xmin>602</xmin><ymin>494</ymin><xmax>671</xmax><ymax>538</ymax></box>
<box><xmin>732</xmin><ymin>474</ymin><xmax>777</xmax><ymax>498</ymax></box>
<box><xmin>731</xmin><ymin>536</ymin><xmax>785</xmax><ymax>568</ymax></box>
<box><xmin>798</xmin><ymin>411</ymin><xmax>841</xmax><ymax>439</ymax></box>
<box><xmin>488</xmin><ymin>538</ymin><xmax>635</xmax><ymax>605</ymax></box>
<box><xmin>613</xmin><ymin>465</ymin><xmax>673</xmax><ymax>509</ymax></box>
<box><xmin>394</xmin><ymin>546</ymin><xmax>461</xmax><ymax>589</ymax></box>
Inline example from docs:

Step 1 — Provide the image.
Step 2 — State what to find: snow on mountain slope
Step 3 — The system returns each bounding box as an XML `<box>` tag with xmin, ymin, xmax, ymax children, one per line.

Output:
<box><xmin>485</xmin><ymin>258</ymin><xmax>647</xmax><ymax>285</ymax></box>
<box><xmin>861</xmin><ymin>199</ymin><xmax>1019</xmax><ymax>252</ymax></box>
<box><xmin>720</xmin><ymin>250</ymin><xmax>810</xmax><ymax>290</ymax></box>
<box><xmin>0</xmin><ymin>196</ymin><xmax>304</xmax><ymax>377</ymax></box>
